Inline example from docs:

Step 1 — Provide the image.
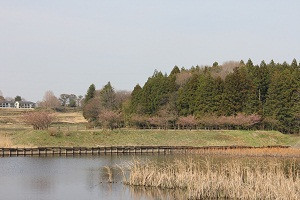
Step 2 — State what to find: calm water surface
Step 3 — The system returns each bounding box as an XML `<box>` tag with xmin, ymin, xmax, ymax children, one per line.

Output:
<box><xmin>0</xmin><ymin>155</ymin><xmax>179</xmax><ymax>200</ymax></box>
<box><xmin>1</xmin><ymin>155</ymin><xmax>298</xmax><ymax>200</ymax></box>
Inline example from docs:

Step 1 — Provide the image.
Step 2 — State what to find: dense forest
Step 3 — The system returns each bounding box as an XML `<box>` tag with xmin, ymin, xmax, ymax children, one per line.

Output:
<box><xmin>83</xmin><ymin>59</ymin><xmax>300</xmax><ymax>134</ymax></box>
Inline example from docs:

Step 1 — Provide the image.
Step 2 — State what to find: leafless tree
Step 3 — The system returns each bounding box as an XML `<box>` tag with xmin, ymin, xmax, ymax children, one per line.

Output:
<box><xmin>0</xmin><ymin>90</ymin><xmax>4</xmax><ymax>101</ymax></box>
<box><xmin>23</xmin><ymin>112</ymin><xmax>54</xmax><ymax>130</ymax></box>
<box><xmin>211</xmin><ymin>61</ymin><xmax>240</xmax><ymax>79</ymax></box>
<box><xmin>115</xmin><ymin>90</ymin><xmax>131</xmax><ymax>108</ymax></box>
<box><xmin>39</xmin><ymin>91</ymin><xmax>60</xmax><ymax>108</ymax></box>
<box><xmin>176</xmin><ymin>71</ymin><xmax>193</xmax><ymax>87</ymax></box>
<box><xmin>98</xmin><ymin>109</ymin><xmax>122</xmax><ymax>129</ymax></box>
<box><xmin>83</xmin><ymin>98</ymin><xmax>101</xmax><ymax>121</ymax></box>
<box><xmin>131</xmin><ymin>115</ymin><xmax>148</xmax><ymax>129</ymax></box>
<box><xmin>177</xmin><ymin>115</ymin><xmax>198</xmax><ymax>130</ymax></box>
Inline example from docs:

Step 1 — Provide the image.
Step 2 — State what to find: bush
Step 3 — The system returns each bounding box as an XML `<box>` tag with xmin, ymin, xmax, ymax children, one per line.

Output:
<box><xmin>23</xmin><ymin>112</ymin><xmax>54</xmax><ymax>130</ymax></box>
<box><xmin>98</xmin><ymin>110</ymin><xmax>122</xmax><ymax>130</ymax></box>
<box><xmin>177</xmin><ymin>115</ymin><xmax>197</xmax><ymax>129</ymax></box>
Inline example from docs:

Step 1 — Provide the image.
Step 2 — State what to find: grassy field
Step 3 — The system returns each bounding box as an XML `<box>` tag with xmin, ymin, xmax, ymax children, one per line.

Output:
<box><xmin>0</xmin><ymin>108</ymin><xmax>299</xmax><ymax>148</ymax></box>
<box><xmin>1</xmin><ymin>127</ymin><xmax>299</xmax><ymax>148</ymax></box>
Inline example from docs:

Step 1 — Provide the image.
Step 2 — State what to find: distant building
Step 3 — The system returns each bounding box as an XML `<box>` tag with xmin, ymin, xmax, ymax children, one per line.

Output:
<box><xmin>0</xmin><ymin>100</ymin><xmax>36</xmax><ymax>109</ymax></box>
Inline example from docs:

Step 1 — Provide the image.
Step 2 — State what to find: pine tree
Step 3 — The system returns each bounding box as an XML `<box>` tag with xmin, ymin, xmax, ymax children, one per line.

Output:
<box><xmin>291</xmin><ymin>58</ymin><xmax>298</xmax><ymax>69</ymax></box>
<box><xmin>84</xmin><ymin>84</ymin><xmax>96</xmax><ymax>104</ymax></box>
<box><xmin>169</xmin><ymin>66</ymin><xmax>180</xmax><ymax>76</ymax></box>
<box><xmin>130</xmin><ymin>84</ymin><xmax>143</xmax><ymax>113</ymax></box>
<box><xmin>139</xmin><ymin>71</ymin><xmax>170</xmax><ymax>114</ymax></box>
<box><xmin>100</xmin><ymin>82</ymin><xmax>116</xmax><ymax>110</ymax></box>
<box><xmin>177</xmin><ymin>74</ymin><xmax>199</xmax><ymax>115</ymax></box>
<box><xmin>222</xmin><ymin>67</ymin><xmax>259</xmax><ymax>115</ymax></box>
<box><xmin>194</xmin><ymin>74</ymin><xmax>223</xmax><ymax>115</ymax></box>
<box><xmin>265</xmin><ymin>69</ymin><xmax>298</xmax><ymax>133</ymax></box>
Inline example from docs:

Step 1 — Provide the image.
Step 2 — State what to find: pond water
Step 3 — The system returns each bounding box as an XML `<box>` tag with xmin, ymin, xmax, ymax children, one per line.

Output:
<box><xmin>0</xmin><ymin>155</ymin><xmax>180</xmax><ymax>200</ymax></box>
<box><xmin>0</xmin><ymin>155</ymin><xmax>298</xmax><ymax>200</ymax></box>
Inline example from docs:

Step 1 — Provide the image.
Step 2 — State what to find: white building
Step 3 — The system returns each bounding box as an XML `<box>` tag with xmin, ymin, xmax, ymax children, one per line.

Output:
<box><xmin>0</xmin><ymin>100</ymin><xmax>36</xmax><ymax>109</ymax></box>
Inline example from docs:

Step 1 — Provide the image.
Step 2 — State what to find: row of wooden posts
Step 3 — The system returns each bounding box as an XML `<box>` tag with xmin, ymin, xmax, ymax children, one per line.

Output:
<box><xmin>0</xmin><ymin>145</ymin><xmax>290</xmax><ymax>157</ymax></box>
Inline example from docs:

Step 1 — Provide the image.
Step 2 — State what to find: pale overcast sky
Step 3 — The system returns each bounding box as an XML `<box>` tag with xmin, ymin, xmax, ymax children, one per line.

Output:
<box><xmin>0</xmin><ymin>0</ymin><xmax>299</xmax><ymax>101</ymax></box>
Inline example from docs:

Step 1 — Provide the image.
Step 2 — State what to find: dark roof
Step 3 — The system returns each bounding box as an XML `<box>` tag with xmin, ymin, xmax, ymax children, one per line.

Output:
<box><xmin>0</xmin><ymin>100</ymin><xmax>35</xmax><ymax>104</ymax></box>
<box><xmin>0</xmin><ymin>100</ymin><xmax>14</xmax><ymax>104</ymax></box>
<box><xmin>18</xmin><ymin>101</ymin><xmax>36</xmax><ymax>104</ymax></box>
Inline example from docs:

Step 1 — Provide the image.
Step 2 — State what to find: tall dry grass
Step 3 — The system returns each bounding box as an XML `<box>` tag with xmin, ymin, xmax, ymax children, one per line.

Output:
<box><xmin>0</xmin><ymin>134</ymin><xmax>12</xmax><ymax>147</ymax></box>
<box><xmin>191</xmin><ymin>147</ymin><xmax>300</xmax><ymax>158</ymax></box>
<box><xmin>124</xmin><ymin>158</ymin><xmax>300</xmax><ymax>199</ymax></box>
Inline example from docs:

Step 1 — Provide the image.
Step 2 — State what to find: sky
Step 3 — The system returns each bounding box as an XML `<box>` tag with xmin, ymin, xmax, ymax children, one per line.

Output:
<box><xmin>0</xmin><ymin>0</ymin><xmax>299</xmax><ymax>102</ymax></box>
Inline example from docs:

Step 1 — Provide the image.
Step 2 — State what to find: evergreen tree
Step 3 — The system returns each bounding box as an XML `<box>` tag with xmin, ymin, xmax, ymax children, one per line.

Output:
<box><xmin>222</xmin><ymin>67</ymin><xmax>259</xmax><ymax>115</ymax></box>
<box><xmin>100</xmin><ymin>82</ymin><xmax>116</xmax><ymax>110</ymax></box>
<box><xmin>15</xmin><ymin>96</ymin><xmax>22</xmax><ymax>101</ymax></box>
<box><xmin>177</xmin><ymin>74</ymin><xmax>199</xmax><ymax>115</ymax></box>
<box><xmin>84</xmin><ymin>84</ymin><xmax>95</xmax><ymax>104</ymax></box>
<box><xmin>130</xmin><ymin>84</ymin><xmax>143</xmax><ymax>113</ymax></box>
<box><xmin>291</xmin><ymin>58</ymin><xmax>298</xmax><ymax>69</ymax></box>
<box><xmin>213</xmin><ymin>62</ymin><xmax>218</xmax><ymax>67</ymax></box>
<box><xmin>194</xmin><ymin>74</ymin><xmax>223</xmax><ymax>115</ymax></box>
<box><xmin>257</xmin><ymin>60</ymin><xmax>271</xmax><ymax>112</ymax></box>
<box><xmin>265</xmin><ymin>69</ymin><xmax>299</xmax><ymax>133</ymax></box>
<box><xmin>169</xmin><ymin>66</ymin><xmax>180</xmax><ymax>76</ymax></box>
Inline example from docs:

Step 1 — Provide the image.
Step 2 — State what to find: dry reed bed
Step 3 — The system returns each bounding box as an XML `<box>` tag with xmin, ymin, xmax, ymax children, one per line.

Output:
<box><xmin>124</xmin><ymin>158</ymin><xmax>300</xmax><ymax>200</ymax></box>
<box><xmin>190</xmin><ymin>147</ymin><xmax>300</xmax><ymax>158</ymax></box>
<box><xmin>0</xmin><ymin>134</ymin><xmax>12</xmax><ymax>147</ymax></box>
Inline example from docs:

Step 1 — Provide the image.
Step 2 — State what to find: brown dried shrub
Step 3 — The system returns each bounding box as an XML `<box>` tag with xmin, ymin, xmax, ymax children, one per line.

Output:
<box><xmin>98</xmin><ymin>109</ymin><xmax>123</xmax><ymax>130</ymax></box>
<box><xmin>23</xmin><ymin>112</ymin><xmax>54</xmax><ymax>130</ymax></box>
<box><xmin>177</xmin><ymin>115</ymin><xmax>197</xmax><ymax>129</ymax></box>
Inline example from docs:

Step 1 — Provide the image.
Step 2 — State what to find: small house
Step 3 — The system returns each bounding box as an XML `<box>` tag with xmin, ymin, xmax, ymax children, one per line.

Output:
<box><xmin>0</xmin><ymin>100</ymin><xmax>36</xmax><ymax>109</ymax></box>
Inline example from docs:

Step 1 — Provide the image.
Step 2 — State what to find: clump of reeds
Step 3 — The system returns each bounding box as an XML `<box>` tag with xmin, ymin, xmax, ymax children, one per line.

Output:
<box><xmin>124</xmin><ymin>158</ymin><xmax>300</xmax><ymax>199</ymax></box>
<box><xmin>0</xmin><ymin>134</ymin><xmax>12</xmax><ymax>147</ymax></box>
<box><xmin>104</xmin><ymin>166</ymin><xmax>113</xmax><ymax>183</ymax></box>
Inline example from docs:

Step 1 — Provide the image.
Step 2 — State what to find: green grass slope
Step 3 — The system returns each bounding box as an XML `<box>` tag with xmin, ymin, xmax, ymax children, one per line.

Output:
<box><xmin>7</xmin><ymin>129</ymin><xmax>299</xmax><ymax>147</ymax></box>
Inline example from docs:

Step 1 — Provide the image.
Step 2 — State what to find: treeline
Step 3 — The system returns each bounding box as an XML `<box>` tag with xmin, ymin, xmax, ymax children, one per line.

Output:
<box><xmin>83</xmin><ymin>59</ymin><xmax>300</xmax><ymax>133</ymax></box>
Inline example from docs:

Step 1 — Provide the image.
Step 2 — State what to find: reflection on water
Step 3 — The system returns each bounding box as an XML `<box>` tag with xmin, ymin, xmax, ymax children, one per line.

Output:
<box><xmin>0</xmin><ymin>155</ymin><xmax>298</xmax><ymax>200</ymax></box>
<box><xmin>128</xmin><ymin>186</ymin><xmax>187</xmax><ymax>200</ymax></box>
<box><xmin>0</xmin><ymin>155</ymin><xmax>170</xmax><ymax>200</ymax></box>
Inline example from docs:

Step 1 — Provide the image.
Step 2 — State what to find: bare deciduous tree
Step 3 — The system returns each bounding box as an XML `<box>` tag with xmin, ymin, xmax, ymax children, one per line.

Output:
<box><xmin>211</xmin><ymin>61</ymin><xmax>241</xmax><ymax>79</ymax></box>
<box><xmin>131</xmin><ymin>115</ymin><xmax>148</xmax><ymax>129</ymax></box>
<box><xmin>0</xmin><ymin>90</ymin><xmax>4</xmax><ymax>101</ymax></box>
<box><xmin>177</xmin><ymin>115</ymin><xmax>197</xmax><ymax>130</ymax></box>
<box><xmin>176</xmin><ymin>71</ymin><xmax>193</xmax><ymax>87</ymax></box>
<box><xmin>115</xmin><ymin>90</ymin><xmax>131</xmax><ymax>108</ymax></box>
<box><xmin>39</xmin><ymin>91</ymin><xmax>60</xmax><ymax>108</ymax></box>
<box><xmin>23</xmin><ymin>112</ymin><xmax>54</xmax><ymax>130</ymax></box>
<box><xmin>98</xmin><ymin>109</ymin><xmax>122</xmax><ymax>130</ymax></box>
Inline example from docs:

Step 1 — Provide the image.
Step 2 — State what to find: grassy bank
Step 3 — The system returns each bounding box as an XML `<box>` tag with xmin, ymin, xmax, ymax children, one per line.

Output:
<box><xmin>0</xmin><ymin>109</ymin><xmax>299</xmax><ymax>148</ymax></box>
<box><xmin>1</xmin><ymin>127</ymin><xmax>299</xmax><ymax>148</ymax></box>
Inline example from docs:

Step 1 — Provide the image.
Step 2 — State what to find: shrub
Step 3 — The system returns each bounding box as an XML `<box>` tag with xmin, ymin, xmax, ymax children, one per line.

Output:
<box><xmin>23</xmin><ymin>112</ymin><xmax>54</xmax><ymax>130</ymax></box>
<box><xmin>98</xmin><ymin>110</ymin><xmax>122</xmax><ymax>130</ymax></box>
<box><xmin>177</xmin><ymin>115</ymin><xmax>197</xmax><ymax>129</ymax></box>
